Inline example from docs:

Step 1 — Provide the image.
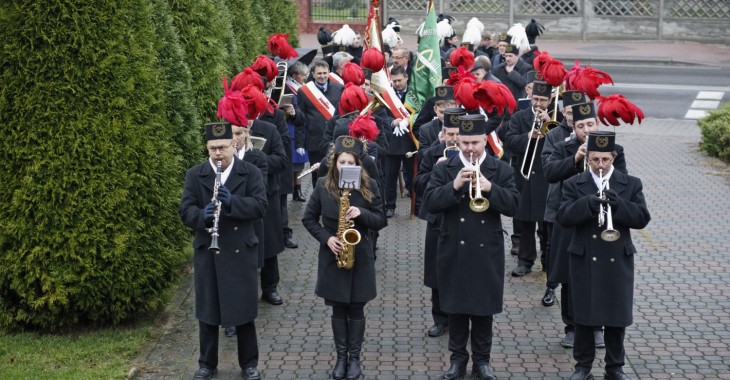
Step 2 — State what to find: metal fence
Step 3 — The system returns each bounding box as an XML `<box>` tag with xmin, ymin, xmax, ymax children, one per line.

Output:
<box><xmin>383</xmin><ymin>0</ymin><xmax>730</xmax><ymax>41</ymax></box>
<box><xmin>310</xmin><ymin>0</ymin><xmax>370</xmax><ymax>22</ymax></box>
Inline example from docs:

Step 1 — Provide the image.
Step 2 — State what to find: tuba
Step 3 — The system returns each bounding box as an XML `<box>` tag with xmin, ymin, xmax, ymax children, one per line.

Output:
<box><xmin>469</xmin><ymin>152</ymin><xmax>489</xmax><ymax>212</ymax></box>
<box><xmin>336</xmin><ymin>189</ymin><xmax>361</xmax><ymax>269</ymax></box>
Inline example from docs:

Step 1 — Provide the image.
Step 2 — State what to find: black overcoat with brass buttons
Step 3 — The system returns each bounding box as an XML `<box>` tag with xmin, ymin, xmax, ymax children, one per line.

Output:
<box><xmin>557</xmin><ymin>170</ymin><xmax>650</xmax><ymax>327</ymax></box>
<box><xmin>179</xmin><ymin>158</ymin><xmax>268</xmax><ymax>327</ymax></box>
<box><xmin>424</xmin><ymin>154</ymin><xmax>519</xmax><ymax>316</ymax></box>
<box><xmin>505</xmin><ymin>108</ymin><xmax>548</xmax><ymax>222</ymax></box>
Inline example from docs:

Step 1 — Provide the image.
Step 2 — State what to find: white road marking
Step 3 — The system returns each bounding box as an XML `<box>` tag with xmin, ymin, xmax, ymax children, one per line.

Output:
<box><xmin>697</xmin><ymin>91</ymin><xmax>724</xmax><ymax>100</ymax></box>
<box><xmin>690</xmin><ymin>100</ymin><xmax>721</xmax><ymax>109</ymax></box>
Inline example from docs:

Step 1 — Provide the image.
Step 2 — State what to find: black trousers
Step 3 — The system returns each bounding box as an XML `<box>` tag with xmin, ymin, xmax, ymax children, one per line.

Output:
<box><xmin>383</xmin><ymin>154</ymin><xmax>414</xmax><ymax>210</ymax></box>
<box><xmin>574</xmin><ymin>324</ymin><xmax>625</xmax><ymax>371</ymax></box>
<box><xmin>545</xmin><ymin>222</ymin><xmax>557</xmax><ymax>288</ymax></box>
<box><xmin>448</xmin><ymin>314</ymin><xmax>493</xmax><ymax>365</ymax></box>
<box><xmin>260</xmin><ymin>256</ymin><xmax>279</xmax><ymax>293</ymax></box>
<box><xmin>307</xmin><ymin>150</ymin><xmax>323</xmax><ymax>188</ymax></box>
<box><xmin>280</xmin><ymin>194</ymin><xmax>292</xmax><ymax>240</ymax></box>
<box><xmin>516</xmin><ymin>220</ymin><xmax>549</xmax><ymax>268</ymax></box>
<box><xmin>198</xmin><ymin>320</ymin><xmax>258</xmax><ymax>370</ymax></box>
<box><xmin>431</xmin><ymin>288</ymin><xmax>448</xmax><ymax>327</ymax></box>
<box><xmin>561</xmin><ymin>283</ymin><xmax>575</xmax><ymax>332</ymax></box>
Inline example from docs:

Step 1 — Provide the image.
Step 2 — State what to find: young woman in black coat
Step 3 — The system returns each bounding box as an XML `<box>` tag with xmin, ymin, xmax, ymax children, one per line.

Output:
<box><xmin>302</xmin><ymin>136</ymin><xmax>386</xmax><ymax>380</ymax></box>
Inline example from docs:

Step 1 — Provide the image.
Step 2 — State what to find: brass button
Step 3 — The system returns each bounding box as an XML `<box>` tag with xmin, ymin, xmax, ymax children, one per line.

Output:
<box><xmin>479</xmin><ymin>243</ymin><xmax>484</xmax><ymax>247</ymax></box>
<box><xmin>216</xmin><ymin>251</ymin><xmax>220</xmax><ymax>255</ymax></box>
<box><xmin>460</xmin><ymin>241</ymin><xmax>465</xmax><ymax>245</ymax></box>
<box><xmin>460</xmin><ymin>218</ymin><xmax>465</xmax><ymax>222</ymax></box>
<box><xmin>235</xmin><ymin>249</ymin><xmax>240</xmax><ymax>253</ymax></box>
<box><xmin>481</xmin><ymin>220</ymin><xmax>485</xmax><ymax>224</ymax></box>
<box><xmin>610</xmin><ymin>258</ymin><xmax>615</xmax><ymax>263</ymax></box>
<box><xmin>234</xmin><ymin>226</ymin><xmax>238</xmax><ymax>231</ymax></box>
<box><xmin>592</xmin><ymin>257</ymin><xmax>597</xmax><ymax>262</ymax></box>
<box><xmin>461</xmin><ymin>194</ymin><xmax>465</xmax><ymax>199</ymax></box>
<box><xmin>592</xmin><ymin>234</ymin><xmax>597</xmax><ymax>239</ymax></box>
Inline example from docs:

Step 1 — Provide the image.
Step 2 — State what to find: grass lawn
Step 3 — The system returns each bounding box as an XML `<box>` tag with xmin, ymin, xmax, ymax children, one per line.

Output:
<box><xmin>0</xmin><ymin>323</ymin><xmax>153</xmax><ymax>379</ymax></box>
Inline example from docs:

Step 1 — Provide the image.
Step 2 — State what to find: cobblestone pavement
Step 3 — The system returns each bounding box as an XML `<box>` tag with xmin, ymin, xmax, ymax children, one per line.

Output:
<box><xmin>133</xmin><ymin>118</ymin><xmax>730</xmax><ymax>379</ymax></box>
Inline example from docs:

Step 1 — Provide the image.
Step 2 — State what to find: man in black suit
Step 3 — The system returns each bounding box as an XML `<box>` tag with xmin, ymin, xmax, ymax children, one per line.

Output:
<box><xmin>558</xmin><ymin>131</ymin><xmax>650</xmax><ymax>380</ymax></box>
<box><xmin>492</xmin><ymin>43</ymin><xmax>532</xmax><ymax>102</ymax></box>
<box><xmin>382</xmin><ymin>66</ymin><xmax>414</xmax><ymax>218</ymax></box>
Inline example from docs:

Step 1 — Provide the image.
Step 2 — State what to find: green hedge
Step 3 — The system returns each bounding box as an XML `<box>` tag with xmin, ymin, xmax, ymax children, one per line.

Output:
<box><xmin>0</xmin><ymin>0</ymin><xmax>186</xmax><ymax>329</ymax></box>
<box><xmin>699</xmin><ymin>102</ymin><xmax>730</xmax><ymax>161</ymax></box>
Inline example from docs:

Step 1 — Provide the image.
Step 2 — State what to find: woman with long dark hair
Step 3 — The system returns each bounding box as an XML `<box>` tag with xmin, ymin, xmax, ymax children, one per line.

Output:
<box><xmin>302</xmin><ymin>136</ymin><xmax>386</xmax><ymax>380</ymax></box>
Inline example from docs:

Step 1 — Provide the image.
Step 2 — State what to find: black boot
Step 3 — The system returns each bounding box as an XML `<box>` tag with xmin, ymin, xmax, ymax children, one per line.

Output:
<box><xmin>346</xmin><ymin>319</ymin><xmax>366</xmax><ymax>380</ymax></box>
<box><xmin>293</xmin><ymin>185</ymin><xmax>306</xmax><ymax>202</ymax></box>
<box><xmin>331</xmin><ymin>318</ymin><xmax>348</xmax><ymax>380</ymax></box>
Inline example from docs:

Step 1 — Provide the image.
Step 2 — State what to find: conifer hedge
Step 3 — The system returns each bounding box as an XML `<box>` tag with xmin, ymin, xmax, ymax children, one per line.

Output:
<box><xmin>698</xmin><ymin>103</ymin><xmax>730</xmax><ymax>161</ymax></box>
<box><xmin>0</xmin><ymin>1</ymin><xmax>187</xmax><ymax>329</ymax></box>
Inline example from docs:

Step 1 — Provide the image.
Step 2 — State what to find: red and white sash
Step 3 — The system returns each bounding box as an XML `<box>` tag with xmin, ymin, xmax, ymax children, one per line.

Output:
<box><xmin>328</xmin><ymin>72</ymin><xmax>344</xmax><ymax>85</ymax></box>
<box><xmin>300</xmin><ymin>82</ymin><xmax>336</xmax><ymax>120</ymax></box>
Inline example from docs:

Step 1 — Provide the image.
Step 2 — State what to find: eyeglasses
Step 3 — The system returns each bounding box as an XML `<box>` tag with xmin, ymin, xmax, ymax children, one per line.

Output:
<box><xmin>207</xmin><ymin>143</ymin><xmax>232</xmax><ymax>153</ymax></box>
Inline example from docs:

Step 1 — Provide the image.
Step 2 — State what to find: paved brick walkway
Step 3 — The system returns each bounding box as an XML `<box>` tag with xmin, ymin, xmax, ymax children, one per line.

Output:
<box><xmin>133</xmin><ymin>118</ymin><xmax>730</xmax><ymax>379</ymax></box>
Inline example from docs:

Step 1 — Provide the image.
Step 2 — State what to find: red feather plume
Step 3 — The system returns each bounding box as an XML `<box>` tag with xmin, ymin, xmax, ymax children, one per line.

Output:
<box><xmin>339</xmin><ymin>83</ymin><xmax>369</xmax><ymax>115</ymax></box>
<box><xmin>231</xmin><ymin>67</ymin><xmax>264</xmax><ymax>92</ymax></box>
<box><xmin>564</xmin><ymin>60</ymin><xmax>614</xmax><ymax>100</ymax></box>
<box><xmin>267</xmin><ymin>33</ymin><xmax>298</xmax><ymax>60</ymax></box>
<box><xmin>251</xmin><ymin>55</ymin><xmax>278</xmax><ymax>83</ymax></box>
<box><xmin>349</xmin><ymin>115</ymin><xmax>379</xmax><ymax>142</ymax></box>
<box><xmin>361</xmin><ymin>47</ymin><xmax>385</xmax><ymax>72</ymax></box>
<box><xmin>596</xmin><ymin>94</ymin><xmax>644</xmax><ymax>126</ymax></box>
<box><xmin>342</xmin><ymin>62</ymin><xmax>365</xmax><ymax>86</ymax></box>
<box><xmin>446</xmin><ymin>65</ymin><xmax>477</xmax><ymax>87</ymax></box>
<box><xmin>454</xmin><ymin>79</ymin><xmax>479</xmax><ymax>111</ymax></box>
<box><xmin>217</xmin><ymin>77</ymin><xmax>249</xmax><ymax>126</ymax></box>
<box><xmin>449</xmin><ymin>46</ymin><xmax>475</xmax><ymax>69</ymax></box>
<box><xmin>241</xmin><ymin>84</ymin><xmax>273</xmax><ymax>119</ymax></box>
<box><xmin>533</xmin><ymin>52</ymin><xmax>567</xmax><ymax>87</ymax></box>
<box><xmin>474</xmin><ymin>81</ymin><xmax>517</xmax><ymax>115</ymax></box>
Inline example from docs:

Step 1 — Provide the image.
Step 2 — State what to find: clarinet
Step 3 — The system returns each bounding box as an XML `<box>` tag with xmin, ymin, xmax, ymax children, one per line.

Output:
<box><xmin>206</xmin><ymin>161</ymin><xmax>222</xmax><ymax>253</ymax></box>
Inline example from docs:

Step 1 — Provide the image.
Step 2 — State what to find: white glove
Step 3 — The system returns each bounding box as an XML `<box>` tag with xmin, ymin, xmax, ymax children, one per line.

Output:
<box><xmin>392</xmin><ymin>125</ymin><xmax>403</xmax><ymax>137</ymax></box>
<box><xmin>398</xmin><ymin>119</ymin><xmax>410</xmax><ymax>134</ymax></box>
<box><xmin>296</xmin><ymin>148</ymin><xmax>306</xmax><ymax>156</ymax></box>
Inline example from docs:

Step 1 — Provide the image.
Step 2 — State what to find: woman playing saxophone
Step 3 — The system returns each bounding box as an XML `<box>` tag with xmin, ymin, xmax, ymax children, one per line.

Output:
<box><xmin>302</xmin><ymin>135</ymin><xmax>386</xmax><ymax>380</ymax></box>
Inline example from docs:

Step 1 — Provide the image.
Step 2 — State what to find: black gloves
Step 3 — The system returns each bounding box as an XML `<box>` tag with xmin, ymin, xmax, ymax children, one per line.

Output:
<box><xmin>203</xmin><ymin>202</ymin><xmax>217</xmax><ymax>225</ymax></box>
<box><xmin>217</xmin><ymin>185</ymin><xmax>232</xmax><ymax>209</ymax></box>
<box><xmin>604</xmin><ymin>189</ymin><xmax>620</xmax><ymax>209</ymax></box>
<box><xmin>588</xmin><ymin>195</ymin><xmax>604</xmax><ymax>213</ymax></box>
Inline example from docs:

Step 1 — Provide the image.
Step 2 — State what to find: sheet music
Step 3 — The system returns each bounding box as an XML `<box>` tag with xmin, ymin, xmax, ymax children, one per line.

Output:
<box><xmin>339</xmin><ymin>166</ymin><xmax>362</xmax><ymax>190</ymax></box>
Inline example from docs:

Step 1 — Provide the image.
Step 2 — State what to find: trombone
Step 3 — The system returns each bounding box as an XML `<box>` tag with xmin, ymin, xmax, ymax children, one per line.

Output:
<box><xmin>443</xmin><ymin>144</ymin><xmax>459</xmax><ymax>158</ymax></box>
<box><xmin>270</xmin><ymin>61</ymin><xmax>288</xmax><ymax>105</ymax></box>
<box><xmin>597</xmin><ymin>169</ymin><xmax>620</xmax><ymax>242</ymax></box>
<box><xmin>469</xmin><ymin>152</ymin><xmax>489</xmax><ymax>212</ymax></box>
<box><xmin>519</xmin><ymin>87</ymin><xmax>562</xmax><ymax>179</ymax></box>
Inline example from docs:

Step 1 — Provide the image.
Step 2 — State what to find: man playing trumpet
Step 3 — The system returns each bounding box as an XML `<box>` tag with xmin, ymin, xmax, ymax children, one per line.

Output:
<box><xmin>557</xmin><ymin>131</ymin><xmax>651</xmax><ymax>380</ymax></box>
<box><xmin>424</xmin><ymin>114</ymin><xmax>519</xmax><ymax>380</ymax></box>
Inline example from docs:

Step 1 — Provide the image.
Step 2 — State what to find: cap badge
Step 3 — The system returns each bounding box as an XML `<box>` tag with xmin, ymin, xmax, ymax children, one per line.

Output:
<box><xmin>579</xmin><ymin>104</ymin><xmax>591</xmax><ymax>116</ymax></box>
<box><xmin>212</xmin><ymin>124</ymin><xmax>227</xmax><ymax>137</ymax></box>
<box><xmin>461</xmin><ymin>120</ymin><xmax>474</xmax><ymax>132</ymax></box>
<box><xmin>595</xmin><ymin>136</ymin><xmax>609</xmax><ymax>148</ymax></box>
<box><xmin>342</xmin><ymin>136</ymin><xmax>356</xmax><ymax>148</ymax></box>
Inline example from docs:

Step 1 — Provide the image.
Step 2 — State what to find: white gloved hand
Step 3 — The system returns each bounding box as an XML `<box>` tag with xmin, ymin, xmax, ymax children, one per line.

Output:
<box><xmin>296</xmin><ymin>148</ymin><xmax>306</xmax><ymax>156</ymax></box>
<box><xmin>392</xmin><ymin>125</ymin><xmax>404</xmax><ymax>137</ymax></box>
<box><xmin>398</xmin><ymin>119</ymin><xmax>410</xmax><ymax>134</ymax></box>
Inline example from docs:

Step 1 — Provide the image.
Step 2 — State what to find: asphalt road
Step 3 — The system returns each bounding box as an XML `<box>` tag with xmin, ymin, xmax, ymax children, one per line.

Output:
<box><xmin>590</xmin><ymin>64</ymin><xmax>730</xmax><ymax>120</ymax></box>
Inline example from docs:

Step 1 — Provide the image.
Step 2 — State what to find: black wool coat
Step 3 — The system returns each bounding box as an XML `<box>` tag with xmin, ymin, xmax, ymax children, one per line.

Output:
<box><xmin>544</xmin><ymin>139</ymin><xmax>627</xmax><ymax>283</ymax></box>
<box><xmin>302</xmin><ymin>178</ymin><xmax>387</xmax><ymax>304</ymax></box>
<box><xmin>557</xmin><ymin>170</ymin><xmax>650</xmax><ymax>327</ymax></box>
<box><xmin>424</xmin><ymin>154</ymin><xmax>519</xmax><ymax>316</ymax></box>
<box><xmin>417</xmin><ymin>118</ymin><xmax>441</xmax><ymax>154</ymax></box>
<box><xmin>505</xmin><ymin>108</ymin><xmax>548</xmax><ymax>221</ymax></box>
<box><xmin>242</xmin><ymin>149</ymin><xmax>268</xmax><ymax>268</ymax></box>
<box><xmin>179</xmin><ymin>158</ymin><xmax>268</xmax><ymax>327</ymax></box>
<box><xmin>251</xmin><ymin>119</ymin><xmax>288</xmax><ymax>258</ymax></box>
<box><xmin>260</xmin><ymin>109</ymin><xmax>293</xmax><ymax>194</ymax></box>
<box><xmin>297</xmin><ymin>80</ymin><xmax>344</xmax><ymax>152</ymax></box>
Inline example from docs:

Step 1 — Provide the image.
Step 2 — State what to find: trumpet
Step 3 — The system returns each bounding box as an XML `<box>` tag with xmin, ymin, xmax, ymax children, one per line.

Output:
<box><xmin>597</xmin><ymin>169</ymin><xmax>621</xmax><ymax>242</ymax></box>
<box><xmin>206</xmin><ymin>160</ymin><xmax>222</xmax><ymax>253</ymax></box>
<box><xmin>469</xmin><ymin>152</ymin><xmax>489</xmax><ymax>212</ymax></box>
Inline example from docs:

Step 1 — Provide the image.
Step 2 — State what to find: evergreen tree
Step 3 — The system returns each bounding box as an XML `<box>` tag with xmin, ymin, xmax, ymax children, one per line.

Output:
<box><xmin>0</xmin><ymin>0</ymin><xmax>186</xmax><ymax>328</ymax></box>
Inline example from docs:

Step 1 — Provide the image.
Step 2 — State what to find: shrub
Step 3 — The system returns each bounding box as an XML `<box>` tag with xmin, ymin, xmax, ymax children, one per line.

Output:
<box><xmin>0</xmin><ymin>0</ymin><xmax>187</xmax><ymax>329</ymax></box>
<box><xmin>263</xmin><ymin>0</ymin><xmax>300</xmax><ymax>48</ymax></box>
<box><xmin>699</xmin><ymin>102</ymin><xmax>730</xmax><ymax>161</ymax></box>
<box><xmin>227</xmin><ymin>0</ymin><xmax>267</xmax><ymax>67</ymax></box>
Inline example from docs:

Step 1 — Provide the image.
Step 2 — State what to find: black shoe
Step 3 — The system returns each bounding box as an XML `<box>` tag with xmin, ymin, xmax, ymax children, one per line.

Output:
<box><xmin>261</xmin><ymin>291</ymin><xmax>283</xmax><ymax>305</ymax></box>
<box><xmin>604</xmin><ymin>369</ymin><xmax>631</xmax><ymax>380</ymax></box>
<box><xmin>284</xmin><ymin>238</ymin><xmax>298</xmax><ymax>249</ymax></box>
<box><xmin>561</xmin><ymin>331</ymin><xmax>575</xmax><ymax>348</ymax></box>
<box><xmin>193</xmin><ymin>367</ymin><xmax>217</xmax><ymax>380</ymax></box>
<box><xmin>569</xmin><ymin>367</ymin><xmax>594</xmax><ymax>380</ymax></box>
<box><xmin>385</xmin><ymin>209</ymin><xmax>395</xmax><ymax>218</ymax></box>
<box><xmin>427</xmin><ymin>324</ymin><xmax>448</xmax><ymax>337</ymax></box>
<box><xmin>224</xmin><ymin>326</ymin><xmax>236</xmax><ymax>337</ymax></box>
<box><xmin>542</xmin><ymin>288</ymin><xmax>556</xmax><ymax>306</ymax></box>
<box><xmin>293</xmin><ymin>189</ymin><xmax>306</xmax><ymax>202</ymax></box>
<box><xmin>472</xmin><ymin>363</ymin><xmax>497</xmax><ymax>380</ymax></box>
<box><xmin>594</xmin><ymin>329</ymin><xmax>605</xmax><ymax>348</ymax></box>
<box><xmin>243</xmin><ymin>367</ymin><xmax>261</xmax><ymax>380</ymax></box>
<box><xmin>441</xmin><ymin>363</ymin><xmax>466</xmax><ymax>380</ymax></box>
<box><xmin>511</xmin><ymin>265</ymin><xmax>532</xmax><ymax>277</ymax></box>
<box><xmin>510</xmin><ymin>242</ymin><xmax>520</xmax><ymax>255</ymax></box>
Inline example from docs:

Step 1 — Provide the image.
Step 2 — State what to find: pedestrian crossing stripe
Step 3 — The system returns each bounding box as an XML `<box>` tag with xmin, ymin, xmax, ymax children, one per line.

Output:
<box><xmin>685</xmin><ymin>91</ymin><xmax>724</xmax><ymax>119</ymax></box>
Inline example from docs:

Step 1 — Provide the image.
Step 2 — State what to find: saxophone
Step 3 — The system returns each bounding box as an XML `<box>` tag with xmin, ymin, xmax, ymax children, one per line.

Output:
<box><xmin>336</xmin><ymin>189</ymin><xmax>361</xmax><ymax>269</ymax></box>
